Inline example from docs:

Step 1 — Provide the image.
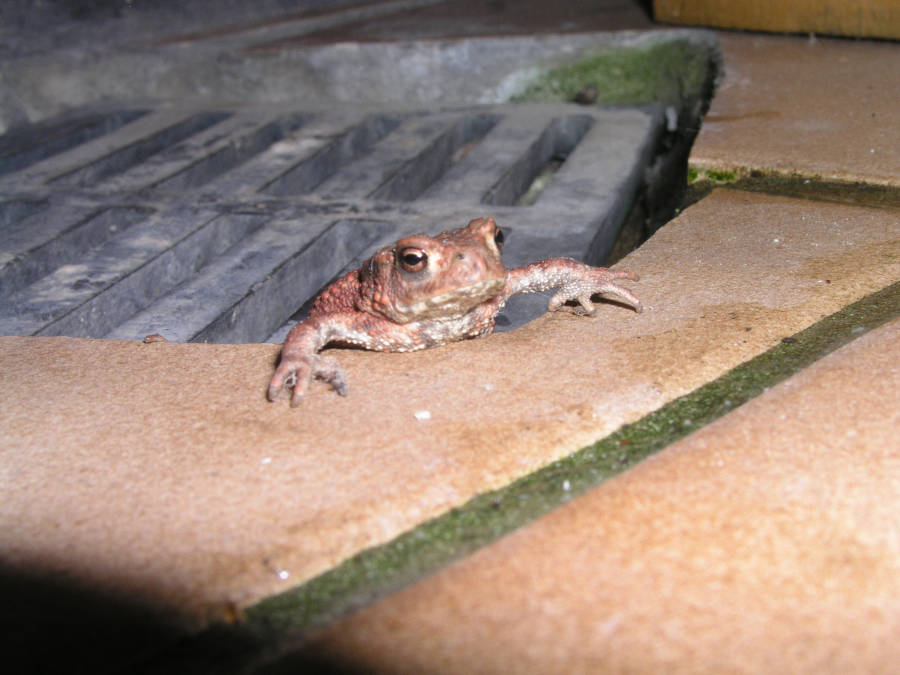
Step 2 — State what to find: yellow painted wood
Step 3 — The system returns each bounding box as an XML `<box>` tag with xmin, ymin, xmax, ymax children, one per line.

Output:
<box><xmin>654</xmin><ymin>0</ymin><xmax>900</xmax><ymax>39</ymax></box>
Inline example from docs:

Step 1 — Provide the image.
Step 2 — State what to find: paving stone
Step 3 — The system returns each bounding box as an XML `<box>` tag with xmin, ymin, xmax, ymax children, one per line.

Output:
<box><xmin>691</xmin><ymin>32</ymin><xmax>900</xmax><ymax>186</ymax></box>
<box><xmin>1</xmin><ymin>189</ymin><xmax>897</xmax><ymax>625</ymax></box>
<box><xmin>302</xmin><ymin>315</ymin><xmax>900</xmax><ymax>674</ymax></box>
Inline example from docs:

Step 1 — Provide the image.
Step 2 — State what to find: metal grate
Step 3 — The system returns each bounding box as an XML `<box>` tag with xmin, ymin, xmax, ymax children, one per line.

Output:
<box><xmin>0</xmin><ymin>102</ymin><xmax>662</xmax><ymax>343</ymax></box>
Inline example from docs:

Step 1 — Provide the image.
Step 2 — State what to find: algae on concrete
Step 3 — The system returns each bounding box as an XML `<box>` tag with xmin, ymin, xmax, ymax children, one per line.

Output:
<box><xmin>686</xmin><ymin>168</ymin><xmax>900</xmax><ymax>212</ymax></box>
<box><xmin>512</xmin><ymin>39</ymin><xmax>717</xmax><ymax>107</ymax></box>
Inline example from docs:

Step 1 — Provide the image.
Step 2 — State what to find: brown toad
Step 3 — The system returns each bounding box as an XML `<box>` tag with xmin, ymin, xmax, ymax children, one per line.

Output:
<box><xmin>268</xmin><ymin>216</ymin><xmax>641</xmax><ymax>406</ymax></box>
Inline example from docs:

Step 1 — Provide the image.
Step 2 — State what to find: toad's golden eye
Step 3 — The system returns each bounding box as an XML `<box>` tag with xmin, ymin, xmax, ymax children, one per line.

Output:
<box><xmin>398</xmin><ymin>247</ymin><xmax>428</xmax><ymax>272</ymax></box>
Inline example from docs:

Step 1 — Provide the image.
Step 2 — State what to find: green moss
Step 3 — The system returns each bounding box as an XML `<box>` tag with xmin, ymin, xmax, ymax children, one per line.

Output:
<box><xmin>735</xmin><ymin>174</ymin><xmax>900</xmax><ymax>210</ymax></box>
<box><xmin>242</xmin><ymin>280</ymin><xmax>900</xmax><ymax>642</ymax></box>
<box><xmin>687</xmin><ymin>164</ymin><xmax>900</xmax><ymax>211</ymax></box>
<box><xmin>706</xmin><ymin>168</ymin><xmax>737</xmax><ymax>182</ymax></box>
<box><xmin>512</xmin><ymin>39</ymin><xmax>715</xmax><ymax>107</ymax></box>
<box><xmin>687</xmin><ymin>167</ymin><xmax>739</xmax><ymax>184</ymax></box>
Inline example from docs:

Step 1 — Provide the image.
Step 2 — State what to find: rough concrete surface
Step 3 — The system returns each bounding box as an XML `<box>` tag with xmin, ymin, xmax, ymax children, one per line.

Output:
<box><xmin>691</xmin><ymin>32</ymin><xmax>900</xmax><ymax>187</ymax></box>
<box><xmin>0</xmin><ymin>0</ymin><xmax>701</xmax><ymax>133</ymax></box>
<box><xmin>1</xmin><ymin>188</ymin><xmax>897</xmax><ymax>624</ymax></box>
<box><xmin>0</xmin><ymin>28</ymin><xmax>709</xmax><ymax>133</ymax></box>
<box><xmin>303</xmin><ymin>315</ymin><xmax>900</xmax><ymax>674</ymax></box>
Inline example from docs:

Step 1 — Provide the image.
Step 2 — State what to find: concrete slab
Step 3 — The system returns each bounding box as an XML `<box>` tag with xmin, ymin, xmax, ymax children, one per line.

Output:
<box><xmin>691</xmin><ymin>32</ymin><xmax>900</xmax><ymax>187</ymax></box>
<box><xmin>302</xmin><ymin>315</ymin><xmax>900</xmax><ymax>674</ymax></box>
<box><xmin>1</xmin><ymin>189</ymin><xmax>897</xmax><ymax>628</ymax></box>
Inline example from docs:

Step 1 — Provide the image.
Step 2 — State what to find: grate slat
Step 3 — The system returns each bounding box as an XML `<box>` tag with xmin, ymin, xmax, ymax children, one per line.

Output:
<box><xmin>0</xmin><ymin>205</ymin><xmax>154</xmax><ymax>299</ymax></box>
<box><xmin>480</xmin><ymin>114</ymin><xmax>594</xmax><ymax>207</ymax></box>
<box><xmin>0</xmin><ymin>109</ymin><xmax>148</xmax><ymax>177</ymax></box>
<box><xmin>51</xmin><ymin>112</ymin><xmax>233</xmax><ymax>188</ymax></box>
<box><xmin>424</xmin><ymin>112</ymin><xmax>590</xmax><ymax>205</ymax></box>
<box><xmin>198</xmin><ymin>112</ymin><xmax>369</xmax><ymax>199</ymax></box>
<box><xmin>369</xmin><ymin>113</ymin><xmax>501</xmax><ymax>202</ymax></box>
<box><xmin>0</xmin><ymin>199</ymin><xmax>48</xmax><ymax>230</ymax></box>
<box><xmin>263</xmin><ymin>115</ymin><xmax>402</xmax><ymax>197</ymax></box>
<box><xmin>1</xmin><ymin>201</ymin><xmax>90</xmax><ymax>256</ymax></box>
<box><xmin>89</xmin><ymin>114</ymin><xmax>293</xmax><ymax>194</ymax></box>
<box><xmin>315</xmin><ymin>114</ymin><xmax>457</xmax><ymax>200</ymax></box>
<box><xmin>107</xmin><ymin>217</ymin><xmax>394</xmax><ymax>343</ymax></box>
<box><xmin>0</xmin><ymin>205</ymin><xmax>226</xmax><ymax>336</ymax></box>
<box><xmin>154</xmin><ymin>114</ymin><xmax>311</xmax><ymax>192</ymax></box>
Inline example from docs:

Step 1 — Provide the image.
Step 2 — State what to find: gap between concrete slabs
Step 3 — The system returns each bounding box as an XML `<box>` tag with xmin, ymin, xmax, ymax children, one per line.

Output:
<box><xmin>1</xmin><ymin>189</ymin><xmax>898</xmax><ymax>650</ymax></box>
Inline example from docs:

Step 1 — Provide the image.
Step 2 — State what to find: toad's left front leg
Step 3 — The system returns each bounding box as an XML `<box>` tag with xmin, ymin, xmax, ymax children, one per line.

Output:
<box><xmin>506</xmin><ymin>258</ymin><xmax>642</xmax><ymax>315</ymax></box>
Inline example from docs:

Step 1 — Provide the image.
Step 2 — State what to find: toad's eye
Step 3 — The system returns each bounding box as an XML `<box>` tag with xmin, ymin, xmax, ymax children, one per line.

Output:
<box><xmin>399</xmin><ymin>247</ymin><xmax>428</xmax><ymax>272</ymax></box>
<box><xmin>493</xmin><ymin>227</ymin><xmax>505</xmax><ymax>249</ymax></box>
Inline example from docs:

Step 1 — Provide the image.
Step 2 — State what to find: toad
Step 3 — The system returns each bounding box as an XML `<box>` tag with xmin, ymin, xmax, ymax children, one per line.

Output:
<box><xmin>268</xmin><ymin>216</ymin><xmax>641</xmax><ymax>406</ymax></box>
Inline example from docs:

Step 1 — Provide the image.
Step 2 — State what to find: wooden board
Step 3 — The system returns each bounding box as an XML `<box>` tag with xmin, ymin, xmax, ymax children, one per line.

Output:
<box><xmin>654</xmin><ymin>0</ymin><xmax>900</xmax><ymax>40</ymax></box>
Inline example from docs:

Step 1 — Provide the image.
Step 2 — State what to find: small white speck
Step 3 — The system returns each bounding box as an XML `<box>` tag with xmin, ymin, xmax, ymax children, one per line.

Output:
<box><xmin>276</xmin><ymin>569</ymin><xmax>290</xmax><ymax>580</ymax></box>
<box><xmin>773</xmin><ymin>238</ymin><xmax>781</xmax><ymax>244</ymax></box>
<box><xmin>414</xmin><ymin>410</ymin><xmax>432</xmax><ymax>421</ymax></box>
<box><xmin>482</xmin><ymin>383</ymin><xmax>495</xmax><ymax>392</ymax></box>
<box><xmin>870</xmin><ymin>148</ymin><xmax>875</xmax><ymax>154</ymax></box>
<box><xmin>683</xmin><ymin>419</ymin><xmax>692</xmax><ymax>427</ymax></box>
<box><xmin>261</xmin><ymin>457</ymin><xmax>272</xmax><ymax>465</ymax></box>
<box><xmin>562</xmin><ymin>480</ymin><xmax>571</xmax><ymax>491</ymax></box>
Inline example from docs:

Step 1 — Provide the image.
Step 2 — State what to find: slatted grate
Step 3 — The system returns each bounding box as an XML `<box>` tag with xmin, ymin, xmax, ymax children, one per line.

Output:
<box><xmin>0</xmin><ymin>102</ymin><xmax>663</xmax><ymax>343</ymax></box>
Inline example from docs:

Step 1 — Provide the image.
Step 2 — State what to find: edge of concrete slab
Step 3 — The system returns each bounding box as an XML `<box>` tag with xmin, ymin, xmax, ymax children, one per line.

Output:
<box><xmin>0</xmin><ymin>28</ymin><xmax>720</xmax><ymax>134</ymax></box>
<box><xmin>229</xmin><ymin>277</ymin><xmax>899</xmax><ymax>651</ymax></box>
<box><xmin>686</xmin><ymin>170</ymin><xmax>900</xmax><ymax>213</ymax></box>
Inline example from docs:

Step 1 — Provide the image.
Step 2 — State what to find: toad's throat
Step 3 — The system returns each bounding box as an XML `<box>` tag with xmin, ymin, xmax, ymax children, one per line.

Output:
<box><xmin>390</xmin><ymin>276</ymin><xmax>507</xmax><ymax>322</ymax></box>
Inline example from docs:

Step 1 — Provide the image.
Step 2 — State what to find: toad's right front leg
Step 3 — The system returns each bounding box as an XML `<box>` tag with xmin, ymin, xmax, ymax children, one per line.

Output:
<box><xmin>268</xmin><ymin>317</ymin><xmax>349</xmax><ymax>407</ymax></box>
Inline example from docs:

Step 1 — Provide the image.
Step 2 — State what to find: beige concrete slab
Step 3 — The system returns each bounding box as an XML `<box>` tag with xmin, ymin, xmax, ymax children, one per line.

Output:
<box><xmin>691</xmin><ymin>33</ymin><xmax>900</xmax><ymax>187</ymax></box>
<box><xmin>654</xmin><ymin>0</ymin><xmax>900</xmax><ymax>40</ymax></box>
<box><xmin>305</xmin><ymin>316</ymin><xmax>900</xmax><ymax>674</ymax></box>
<box><xmin>1</xmin><ymin>189</ymin><xmax>898</xmax><ymax>624</ymax></box>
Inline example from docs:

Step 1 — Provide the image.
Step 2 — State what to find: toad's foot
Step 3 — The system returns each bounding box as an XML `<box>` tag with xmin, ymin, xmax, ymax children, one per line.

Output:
<box><xmin>548</xmin><ymin>268</ymin><xmax>642</xmax><ymax>315</ymax></box>
<box><xmin>268</xmin><ymin>353</ymin><xmax>348</xmax><ymax>407</ymax></box>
